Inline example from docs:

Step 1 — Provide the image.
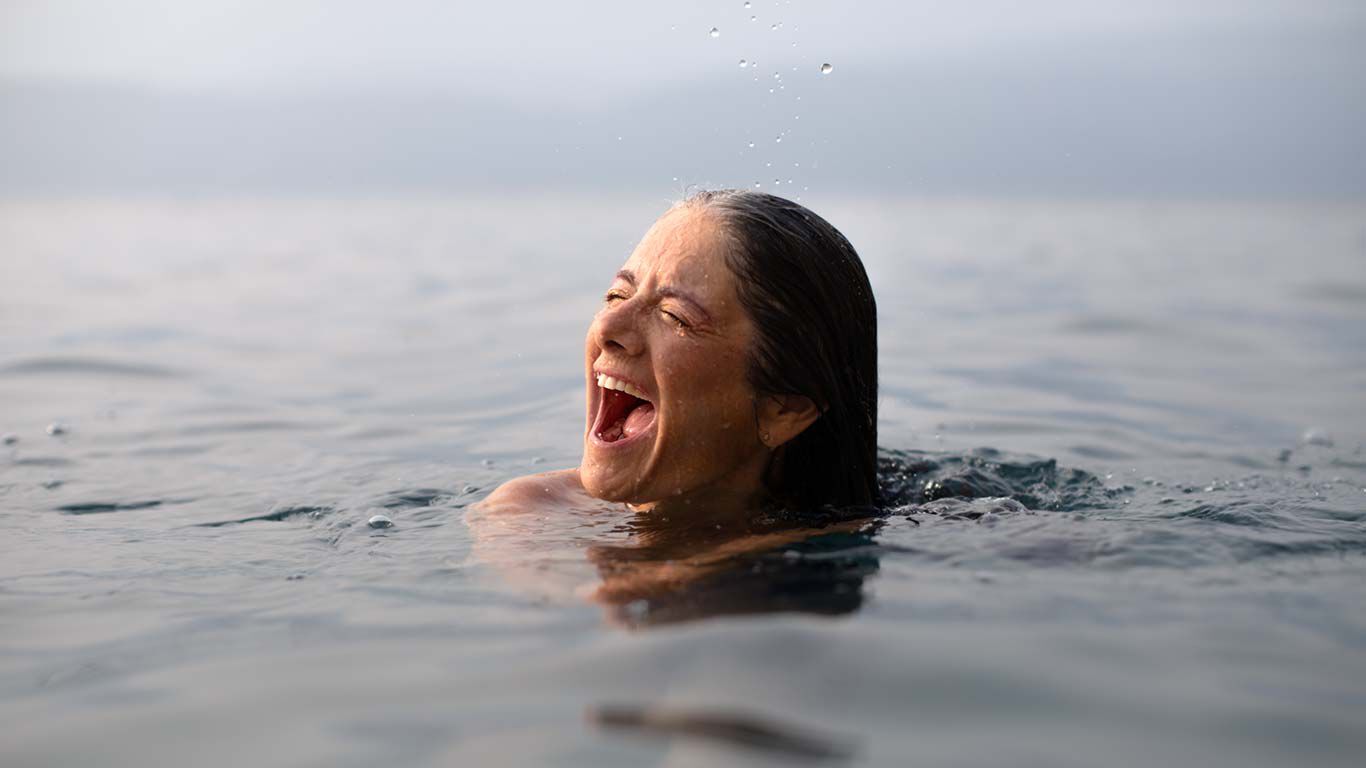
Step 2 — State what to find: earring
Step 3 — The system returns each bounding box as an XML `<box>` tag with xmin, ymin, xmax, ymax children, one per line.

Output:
<box><xmin>760</xmin><ymin>430</ymin><xmax>771</xmax><ymax>447</ymax></box>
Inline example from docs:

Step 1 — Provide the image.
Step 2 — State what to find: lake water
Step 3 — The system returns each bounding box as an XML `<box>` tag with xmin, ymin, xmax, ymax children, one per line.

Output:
<box><xmin>2</xmin><ymin>197</ymin><xmax>1364</xmax><ymax>766</ymax></box>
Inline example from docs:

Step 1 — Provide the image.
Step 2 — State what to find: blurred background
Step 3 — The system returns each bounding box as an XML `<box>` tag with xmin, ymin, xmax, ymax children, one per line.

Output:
<box><xmin>3</xmin><ymin>0</ymin><xmax>1364</xmax><ymax>198</ymax></box>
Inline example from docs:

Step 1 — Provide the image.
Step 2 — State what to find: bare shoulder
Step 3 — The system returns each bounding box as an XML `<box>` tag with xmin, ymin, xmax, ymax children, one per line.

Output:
<box><xmin>475</xmin><ymin>468</ymin><xmax>584</xmax><ymax>513</ymax></box>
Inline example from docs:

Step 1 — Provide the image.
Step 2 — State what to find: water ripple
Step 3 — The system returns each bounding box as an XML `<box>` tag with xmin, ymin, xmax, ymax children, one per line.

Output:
<box><xmin>0</xmin><ymin>356</ymin><xmax>183</xmax><ymax>379</ymax></box>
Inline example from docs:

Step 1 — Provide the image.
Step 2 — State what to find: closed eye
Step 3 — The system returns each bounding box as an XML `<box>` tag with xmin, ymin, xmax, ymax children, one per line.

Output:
<box><xmin>661</xmin><ymin>308</ymin><xmax>690</xmax><ymax>328</ymax></box>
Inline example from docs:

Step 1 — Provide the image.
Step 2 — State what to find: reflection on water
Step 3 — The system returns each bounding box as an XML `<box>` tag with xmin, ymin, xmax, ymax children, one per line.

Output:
<box><xmin>590</xmin><ymin>702</ymin><xmax>859</xmax><ymax>760</ymax></box>
<box><xmin>588</xmin><ymin>520</ymin><xmax>879</xmax><ymax>628</ymax></box>
<box><xmin>476</xmin><ymin>449</ymin><xmax>1128</xmax><ymax>627</ymax></box>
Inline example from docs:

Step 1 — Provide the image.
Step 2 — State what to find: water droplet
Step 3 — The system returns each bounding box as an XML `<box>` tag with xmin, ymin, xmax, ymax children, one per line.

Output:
<box><xmin>368</xmin><ymin>514</ymin><xmax>394</xmax><ymax>529</ymax></box>
<box><xmin>46</xmin><ymin>422</ymin><xmax>67</xmax><ymax>436</ymax></box>
<box><xmin>738</xmin><ymin>59</ymin><xmax>748</xmax><ymax>68</ymax></box>
<box><xmin>624</xmin><ymin>599</ymin><xmax>650</xmax><ymax>620</ymax></box>
<box><xmin>671</xmin><ymin>176</ymin><xmax>678</xmax><ymax>182</ymax></box>
<box><xmin>773</xmin><ymin>72</ymin><xmax>781</xmax><ymax>79</ymax></box>
<box><xmin>775</xmin><ymin>135</ymin><xmax>782</xmax><ymax>143</ymax></box>
<box><xmin>750</xmin><ymin>15</ymin><xmax>757</xmax><ymax>22</ymax></box>
<box><xmin>820</xmin><ymin>63</ymin><xmax>833</xmax><ymax>74</ymax></box>
<box><xmin>770</xmin><ymin>23</ymin><xmax>778</xmax><ymax>30</ymax></box>
<box><xmin>1</xmin><ymin>433</ymin><xmax>17</xmax><ymax>445</ymax></box>
<box><xmin>787</xmin><ymin>179</ymin><xmax>793</xmax><ymax>184</ymax></box>
<box><xmin>773</xmin><ymin>179</ymin><xmax>781</xmax><ymax>185</ymax></box>
<box><xmin>747</xmin><ymin>141</ymin><xmax>755</xmax><ymax>148</ymax></box>
<box><xmin>1301</xmin><ymin>428</ymin><xmax>1334</xmax><ymax>447</ymax></box>
<box><xmin>709</xmin><ymin>27</ymin><xmax>720</xmax><ymax>38</ymax></box>
<box><xmin>744</xmin><ymin>1</ymin><xmax>751</xmax><ymax>7</ymax></box>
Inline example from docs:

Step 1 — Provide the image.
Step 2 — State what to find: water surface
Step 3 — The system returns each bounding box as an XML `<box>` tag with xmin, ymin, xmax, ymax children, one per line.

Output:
<box><xmin>2</xmin><ymin>198</ymin><xmax>1364</xmax><ymax>766</ymax></box>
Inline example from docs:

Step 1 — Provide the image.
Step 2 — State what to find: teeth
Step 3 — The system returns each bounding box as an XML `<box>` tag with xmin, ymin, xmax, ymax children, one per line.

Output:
<box><xmin>596</xmin><ymin>373</ymin><xmax>648</xmax><ymax>401</ymax></box>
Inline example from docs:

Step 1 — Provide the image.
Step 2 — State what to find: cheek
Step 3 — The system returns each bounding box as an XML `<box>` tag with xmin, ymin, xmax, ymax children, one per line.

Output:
<box><xmin>660</xmin><ymin>344</ymin><xmax>754</xmax><ymax>430</ymax></box>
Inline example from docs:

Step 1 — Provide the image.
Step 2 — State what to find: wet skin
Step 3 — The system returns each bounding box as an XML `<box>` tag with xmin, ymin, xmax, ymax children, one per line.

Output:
<box><xmin>473</xmin><ymin>206</ymin><xmax>832</xmax><ymax>614</ymax></box>
<box><xmin>484</xmin><ymin>205</ymin><xmax>819</xmax><ymax>517</ymax></box>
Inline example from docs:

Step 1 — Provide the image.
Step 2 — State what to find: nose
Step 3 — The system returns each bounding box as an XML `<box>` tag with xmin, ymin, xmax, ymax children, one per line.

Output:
<box><xmin>594</xmin><ymin>301</ymin><xmax>645</xmax><ymax>356</ymax></box>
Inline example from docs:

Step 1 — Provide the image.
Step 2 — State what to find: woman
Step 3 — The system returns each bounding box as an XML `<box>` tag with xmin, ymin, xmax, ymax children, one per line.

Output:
<box><xmin>471</xmin><ymin>189</ymin><xmax>879</xmax><ymax>616</ymax></box>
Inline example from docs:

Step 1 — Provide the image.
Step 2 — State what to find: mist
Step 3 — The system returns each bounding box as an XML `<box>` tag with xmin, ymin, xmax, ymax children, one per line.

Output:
<box><xmin>2</xmin><ymin>0</ymin><xmax>1363</xmax><ymax>198</ymax></box>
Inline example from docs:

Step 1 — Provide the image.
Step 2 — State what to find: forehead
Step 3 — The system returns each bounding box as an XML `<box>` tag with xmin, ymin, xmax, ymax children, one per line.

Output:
<box><xmin>622</xmin><ymin>207</ymin><xmax>732</xmax><ymax>289</ymax></box>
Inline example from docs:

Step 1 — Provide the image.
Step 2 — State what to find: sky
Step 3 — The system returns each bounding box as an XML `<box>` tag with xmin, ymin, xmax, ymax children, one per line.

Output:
<box><xmin>2</xmin><ymin>0</ymin><xmax>1364</xmax><ymax>197</ymax></box>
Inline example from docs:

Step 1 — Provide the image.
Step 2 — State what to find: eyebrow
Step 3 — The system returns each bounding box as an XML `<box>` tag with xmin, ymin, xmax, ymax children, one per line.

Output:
<box><xmin>613</xmin><ymin>270</ymin><xmax>713</xmax><ymax>323</ymax></box>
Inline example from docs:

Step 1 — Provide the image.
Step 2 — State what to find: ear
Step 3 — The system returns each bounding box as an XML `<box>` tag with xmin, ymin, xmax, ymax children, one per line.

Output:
<box><xmin>756</xmin><ymin>394</ymin><xmax>822</xmax><ymax>449</ymax></box>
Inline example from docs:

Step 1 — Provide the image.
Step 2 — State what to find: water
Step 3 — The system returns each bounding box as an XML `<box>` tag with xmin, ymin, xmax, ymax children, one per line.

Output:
<box><xmin>2</xmin><ymin>198</ymin><xmax>1364</xmax><ymax>766</ymax></box>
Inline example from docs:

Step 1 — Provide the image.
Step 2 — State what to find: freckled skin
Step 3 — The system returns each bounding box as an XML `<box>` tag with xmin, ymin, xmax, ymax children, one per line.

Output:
<box><xmin>579</xmin><ymin>207</ymin><xmax>771</xmax><ymax>509</ymax></box>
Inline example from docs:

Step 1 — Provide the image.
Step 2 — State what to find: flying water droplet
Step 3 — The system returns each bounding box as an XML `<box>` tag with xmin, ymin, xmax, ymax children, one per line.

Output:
<box><xmin>46</xmin><ymin>422</ymin><xmax>67</xmax><ymax>436</ymax></box>
<box><xmin>739</xmin><ymin>59</ymin><xmax>748</xmax><ymax>68</ymax></box>
<box><xmin>750</xmin><ymin>15</ymin><xmax>757</xmax><ymax>22</ymax></box>
<box><xmin>820</xmin><ymin>63</ymin><xmax>833</xmax><ymax>74</ymax></box>
<box><xmin>775</xmin><ymin>135</ymin><xmax>783</xmax><ymax>143</ymax></box>
<box><xmin>744</xmin><ymin>1</ymin><xmax>751</xmax><ymax>7</ymax></box>
<box><xmin>709</xmin><ymin>27</ymin><xmax>720</xmax><ymax>38</ymax></box>
<box><xmin>753</xmin><ymin>181</ymin><xmax>762</xmax><ymax>188</ymax></box>
<box><xmin>1301</xmin><ymin>428</ymin><xmax>1334</xmax><ymax>447</ymax></box>
<box><xmin>1</xmin><ymin>433</ymin><xmax>17</xmax><ymax>445</ymax></box>
<box><xmin>774</xmin><ymin>179</ymin><xmax>781</xmax><ymax>185</ymax></box>
<box><xmin>368</xmin><ymin>514</ymin><xmax>394</xmax><ymax>529</ymax></box>
<box><xmin>747</xmin><ymin>141</ymin><xmax>755</xmax><ymax>148</ymax></box>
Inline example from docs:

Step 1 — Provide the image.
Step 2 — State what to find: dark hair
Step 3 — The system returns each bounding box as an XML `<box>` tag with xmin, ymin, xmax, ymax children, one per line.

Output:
<box><xmin>683</xmin><ymin>189</ymin><xmax>878</xmax><ymax>509</ymax></box>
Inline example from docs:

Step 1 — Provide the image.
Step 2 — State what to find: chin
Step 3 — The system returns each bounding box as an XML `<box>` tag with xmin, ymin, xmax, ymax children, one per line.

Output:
<box><xmin>578</xmin><ymin>460</ymin><xmax>643</xmax><ymax>503</ymax></box>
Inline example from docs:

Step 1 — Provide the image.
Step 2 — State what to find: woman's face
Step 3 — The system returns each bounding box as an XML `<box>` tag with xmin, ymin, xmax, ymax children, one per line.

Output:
<box><xmin>580</xmin><ymin>207</ymin><xmax>768</xmax><ymax>506</ymax></box>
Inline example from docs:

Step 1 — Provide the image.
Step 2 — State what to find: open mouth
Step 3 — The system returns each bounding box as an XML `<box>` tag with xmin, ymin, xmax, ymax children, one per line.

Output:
<box><xmin>592</xmin><ymin>373</ymin><xmax>657</xmax><ymax>445</ymax></box>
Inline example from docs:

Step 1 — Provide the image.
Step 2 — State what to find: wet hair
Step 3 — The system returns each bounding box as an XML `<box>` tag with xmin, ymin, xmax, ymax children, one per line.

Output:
<box><xmin>681</xmin><ymin>189</ymin><xmax>878</xmax><ymax>509</ymax></box>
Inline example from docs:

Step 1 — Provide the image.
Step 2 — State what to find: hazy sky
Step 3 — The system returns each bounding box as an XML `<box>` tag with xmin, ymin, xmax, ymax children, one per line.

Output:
<box><xmin>3</xmin><ymin>0</ymin><xmax>1363</xmax><ymax>196</ymax></box>
<box><xmin>4</xmin><ymin>0</ymin><xmax>1361</xmax><ymax>92</ymax></box>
